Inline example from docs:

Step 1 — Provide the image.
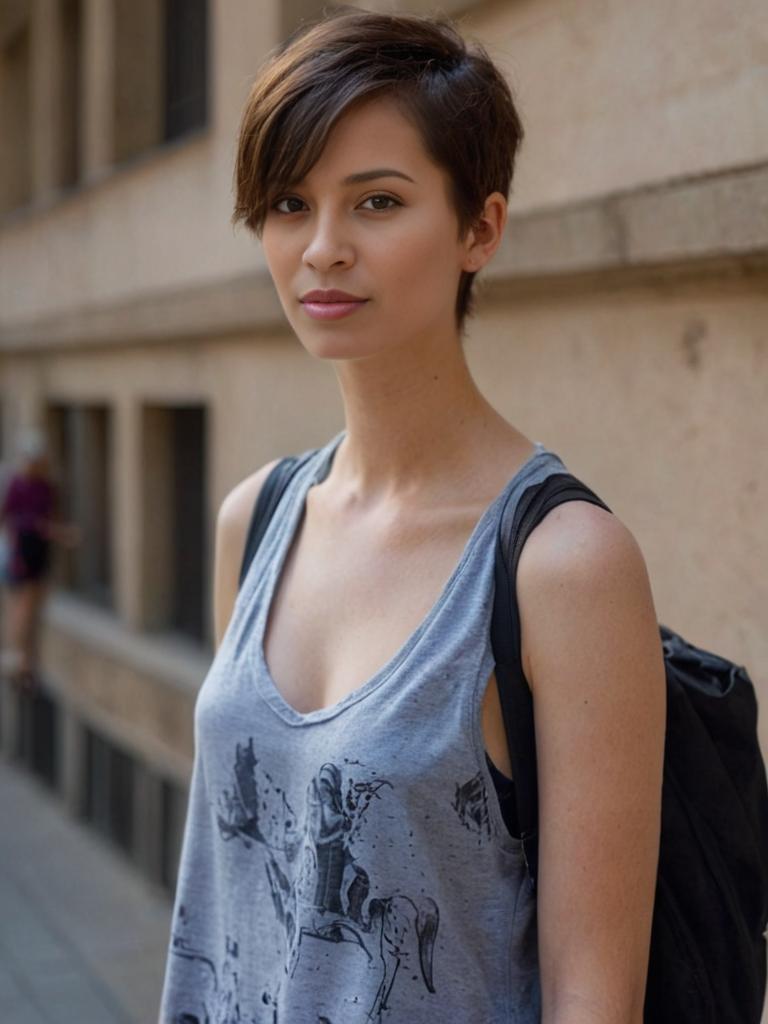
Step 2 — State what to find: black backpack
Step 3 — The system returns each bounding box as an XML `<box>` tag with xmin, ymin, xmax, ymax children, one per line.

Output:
<box><xmin>238</xmin><ymin>449</ymin><xmax>768</xmax><ymax>1024</ymax></box>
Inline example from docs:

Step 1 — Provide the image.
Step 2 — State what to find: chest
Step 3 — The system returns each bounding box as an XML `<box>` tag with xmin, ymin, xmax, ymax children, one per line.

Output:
<box><xmin>261</xmin><ymin>496</ymin><xmax>513</xmax><ymax>779</ymax></box>
<box><xmin>6</xmin><ymin>478</ymin><xmax>52</xmax><ymax>519</ymax></box>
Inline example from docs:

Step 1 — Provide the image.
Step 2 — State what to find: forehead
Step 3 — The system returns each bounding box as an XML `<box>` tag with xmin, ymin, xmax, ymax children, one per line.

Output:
<box><xmin>301</xmin><ymin>95</ymin><xmax>436</xmax><ymax>182</ymax></box>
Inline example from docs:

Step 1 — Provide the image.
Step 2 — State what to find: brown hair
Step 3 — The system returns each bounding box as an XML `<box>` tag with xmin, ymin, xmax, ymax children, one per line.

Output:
<box><xmin>232</xmin><ymin>5</ymin><xmax>524</xmax><ymax>332</ymax></box>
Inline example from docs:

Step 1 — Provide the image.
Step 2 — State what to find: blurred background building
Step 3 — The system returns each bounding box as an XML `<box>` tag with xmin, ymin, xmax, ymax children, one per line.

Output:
<box><xmin>0</xmin><ymin>0</ymin><xmax>765</xmax><ymax>921</ymax></box>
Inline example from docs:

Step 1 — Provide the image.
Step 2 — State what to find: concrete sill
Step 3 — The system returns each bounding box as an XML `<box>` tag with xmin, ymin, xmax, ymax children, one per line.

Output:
<box><xmin>44</xmin><ymin>589</ymin><xmax>212</xmax><ymax>697</ymax></box>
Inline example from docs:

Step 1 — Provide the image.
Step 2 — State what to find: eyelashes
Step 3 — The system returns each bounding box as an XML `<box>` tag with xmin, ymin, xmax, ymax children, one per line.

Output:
<box><xmin>270</xmin><ymin>193</ymin><xmax>403</xmax><ymax>215</ymax></box>
<box><xmin>360</xmin><ymin>194</ymin><xmax>402</xmax><ymax>212</ymax></box>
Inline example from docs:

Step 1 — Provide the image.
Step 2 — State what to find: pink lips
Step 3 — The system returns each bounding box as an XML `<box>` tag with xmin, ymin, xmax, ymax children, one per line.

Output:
<box><xmin>301</xmin><ymin>300</ymin><xmax>368</xmax><ymax>320</ymax></box>
<box><xmin>299</xmin><ymin>289</ymin><xmax>369</xmax><ymax>321</ymax></box>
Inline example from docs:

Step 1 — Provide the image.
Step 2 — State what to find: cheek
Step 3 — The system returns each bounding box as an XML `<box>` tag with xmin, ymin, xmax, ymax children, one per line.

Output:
<box><xmin>384</xmin><ymin>220</ymin><xmax>458</xmax><ymax>310</ymax></box>
<box><xmin>262</xmin><ymin>239</ymin><xmax>290</xmax><ymax>288</ymax></box>
<box><xmin>262</xmin><ymin>222</ymin><xmax>296</xmax><ymax>271</ymax></box>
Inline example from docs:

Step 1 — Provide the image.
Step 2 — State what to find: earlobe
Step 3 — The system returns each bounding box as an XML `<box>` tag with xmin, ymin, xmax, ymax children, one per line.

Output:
<box><xmin>463</xmin><ymin>236</ymin><xmax>489</xmax><ymax>273</ymax></box>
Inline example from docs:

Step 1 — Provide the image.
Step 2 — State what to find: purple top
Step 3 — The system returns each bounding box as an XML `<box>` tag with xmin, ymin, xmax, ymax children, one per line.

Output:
<box><xmin>1</xmin><ymin>473</ymin><xmax>57</xmax><ymax>535</ymax></box>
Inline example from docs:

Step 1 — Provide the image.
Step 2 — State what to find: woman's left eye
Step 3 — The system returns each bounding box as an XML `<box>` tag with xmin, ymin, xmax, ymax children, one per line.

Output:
<box><xmin>360</xmin><ymin>194</ymin><xmax>401</xmax><ymax>211</ymax></box>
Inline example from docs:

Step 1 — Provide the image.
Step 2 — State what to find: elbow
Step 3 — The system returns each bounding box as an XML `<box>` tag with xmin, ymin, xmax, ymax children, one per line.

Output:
<box><xmin>543</xmin><ymin>985</ymin><xmax>647</xmax><ymax>1024</ymax></box>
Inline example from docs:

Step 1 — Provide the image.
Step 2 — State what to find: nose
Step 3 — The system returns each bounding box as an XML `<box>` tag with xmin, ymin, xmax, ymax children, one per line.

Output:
<box><xmin>302</xmin><ymin>213</ymin><xmax>354</xmax><ymax>273</ymax></box>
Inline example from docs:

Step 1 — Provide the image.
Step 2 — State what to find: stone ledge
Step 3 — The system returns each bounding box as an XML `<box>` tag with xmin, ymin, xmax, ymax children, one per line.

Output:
<box><xmin>45</xmin><ymin>589</ymin><xmax>210</xmax><ymax>692</ymax></box>
<box><xmin>0</xmin><ymin>271</ymin><xmax>285</xmax><ymax>353</ymax></box>
<box><xmin>41</xmin><ymin>590</ymin><xmax>210</xmax><ymax>780</ymax></box>
<box><xmin>1</xmin><ymin>159</ymin><xmax>767</xmax><ymax>353</ymax></box>
<box><xmin>485</xmin><ymin>160</ymin><xmax>768</xmax><ymax>281</ymax></box>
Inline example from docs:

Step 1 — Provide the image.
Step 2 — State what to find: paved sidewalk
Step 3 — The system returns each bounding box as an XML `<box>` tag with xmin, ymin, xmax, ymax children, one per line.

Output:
<box><xmin>0</xmin><ymin>759</ymin><xmax>173</xmax><ymax>1024</ymax></box>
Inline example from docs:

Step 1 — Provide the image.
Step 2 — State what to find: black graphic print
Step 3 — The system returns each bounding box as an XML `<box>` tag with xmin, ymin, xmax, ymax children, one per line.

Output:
<box><xmin>169</xmin><ymin>906</ymin><xmax>244</xmax><ymax>1023</ymax></box>
<box><xmin>168</xmin><ymin>740</ymin><xmax>440</xmax><ymax>1022</ymax></box>
<box><xmin>451</xmin><ymin>770</ymin><xmax>495</xmax><ymax>844</ymax></box>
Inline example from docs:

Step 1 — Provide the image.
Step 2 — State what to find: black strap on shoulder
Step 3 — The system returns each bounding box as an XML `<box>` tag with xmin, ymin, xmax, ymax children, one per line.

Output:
<box><xmin>237</xmin><ymin>450</ymin><xmax>317</xmax><ymax>589</ymax></box>
<box><xmin>490</xmin><ymin>472</ymin><xmax>612</xmax><ymax>890</ymax></box>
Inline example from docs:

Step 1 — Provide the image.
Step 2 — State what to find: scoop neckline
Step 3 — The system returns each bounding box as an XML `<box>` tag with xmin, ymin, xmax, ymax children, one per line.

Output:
<box><xmin>252</xmin><ymin>431</ymin><xmax>550</xmax><ymax>727</ymax></box>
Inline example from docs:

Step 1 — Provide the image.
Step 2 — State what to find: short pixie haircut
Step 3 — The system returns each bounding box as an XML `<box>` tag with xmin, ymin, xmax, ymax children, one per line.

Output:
<box><xmin>232</xmin><ymin>5</ymin><xmax>524</xmax><ymax>332</ymax></box>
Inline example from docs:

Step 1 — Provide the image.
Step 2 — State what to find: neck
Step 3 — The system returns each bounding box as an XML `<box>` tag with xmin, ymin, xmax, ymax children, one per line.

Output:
<box><xmin>328</xmin><ymin>328</ymin><xmax>516</xmax><ymax>505</ymax></box>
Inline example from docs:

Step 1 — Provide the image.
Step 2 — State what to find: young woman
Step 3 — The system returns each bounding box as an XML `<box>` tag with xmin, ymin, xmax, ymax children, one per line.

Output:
<box><xmin>0</xmin><ymin>428</ymin><xmax>79</xmax><ymax>694</ymax></box>
<box><xmin>159</xmin><ymin>9</ymin><xmax>666</xmax><ymax>1023</ymax></box>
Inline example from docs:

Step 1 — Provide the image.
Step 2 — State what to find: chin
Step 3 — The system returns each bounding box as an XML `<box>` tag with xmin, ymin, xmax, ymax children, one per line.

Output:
<box><xmin>302</xmin><ymin>337</ymin><xmax>373</xmax><ymax>361</ymax></box>
<box><xmin>298</xmin><ymin>328</ymin><xmax>390</xmax><ymax>361</ymax></box>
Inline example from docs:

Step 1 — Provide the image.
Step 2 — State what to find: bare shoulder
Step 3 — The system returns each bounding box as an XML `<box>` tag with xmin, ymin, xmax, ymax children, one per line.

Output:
<box><xmin>516</xmin><ymin>498</ymin><xmax>660</xmax><ymax>689</ymax></box>
<box><xmin>217</xmin><ymin>458</ymin><xmax>283</xmax><ymax>538</ymax></box>
<box><xmin>518</xmin><ymin>497</ymin><xmax>639</xmax><ymax>579</ymax></box>
<box><xmin>213</xmin><ymin>457</ymin><xmax>282</xmax><ymax>649</ymax></box>
<box><xmin>515</xmin><ymin>502</ymin><xmax>667</xmax><ymax>1011</ymax></box>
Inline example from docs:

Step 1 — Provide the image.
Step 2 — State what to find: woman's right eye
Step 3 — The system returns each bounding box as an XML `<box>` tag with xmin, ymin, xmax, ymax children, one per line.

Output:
<box><xmin>272</xmin><ymin>196</ymin><xmax>305</xmax><ymax>214</ymax></box>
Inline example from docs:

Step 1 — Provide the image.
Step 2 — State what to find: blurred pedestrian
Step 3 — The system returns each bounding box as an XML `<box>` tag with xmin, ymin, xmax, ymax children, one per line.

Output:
<box><xmin>0</xmin><ymin>427</ymin><xmax>80</xmax><ymax>695</ymax></box>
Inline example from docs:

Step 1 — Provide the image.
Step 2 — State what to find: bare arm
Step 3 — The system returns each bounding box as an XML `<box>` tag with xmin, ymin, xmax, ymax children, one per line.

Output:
<box><xmin>517</xmin><ymin>501</ymin><xmax>666</xmax><ymax>1024</ymax></box>
<box><xmin>212</xmin><ymin>458</ymin><xmax>281</xmax><ymax>651</ymax></box>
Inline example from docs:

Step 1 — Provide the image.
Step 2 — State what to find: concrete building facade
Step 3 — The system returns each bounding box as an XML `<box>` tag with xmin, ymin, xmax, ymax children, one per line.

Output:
<box><xmin>0</xmin><ymin>0</ymin><xmax>766</xmax><ymax>929</ymax></box>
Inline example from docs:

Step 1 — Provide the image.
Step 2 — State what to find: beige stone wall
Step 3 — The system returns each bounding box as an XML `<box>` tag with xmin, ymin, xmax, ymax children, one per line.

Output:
<box><xmin>470</xmin><ymin>278</ymin><xmax>768</xmax><ymax>674</ymax></box>
<box><xmin>0</xmin><ymin>0</ymin><xmax>274</xmax><ymax>319</ymax></box>
<box><xmin>465</xmin><ymin>0</ymin><xmax>768</xmax><ymax>206</ymax></box>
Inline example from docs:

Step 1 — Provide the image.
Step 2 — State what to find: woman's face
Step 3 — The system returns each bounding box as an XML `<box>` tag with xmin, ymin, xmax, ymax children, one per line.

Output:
<box><xmin>261</xmin><ymin>95</ymin><xmax>477</xmax><ymax>361</ymax></box>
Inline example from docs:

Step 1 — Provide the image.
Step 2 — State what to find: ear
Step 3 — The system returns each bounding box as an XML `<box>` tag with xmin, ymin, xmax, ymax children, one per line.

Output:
<box><xmin>461</xmin><ymin>192</ymin><xmax>508</xmax><ymax>273</ymax></box>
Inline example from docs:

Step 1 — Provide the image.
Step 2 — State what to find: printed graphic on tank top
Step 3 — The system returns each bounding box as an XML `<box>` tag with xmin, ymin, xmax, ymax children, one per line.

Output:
<box><xmin>159</xmin><ymin>428</ymin><xmax>570</xmax><ymax>1024</ymax></box>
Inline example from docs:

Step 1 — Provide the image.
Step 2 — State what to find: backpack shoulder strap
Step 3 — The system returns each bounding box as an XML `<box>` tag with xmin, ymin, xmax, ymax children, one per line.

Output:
<box><xmin>491</xmin><ymin>471</ymin><xmax>612</xmax><ymax>889</ymax></box>
<box><xmin>237</xmin><ymin>450</ymin><xmax>317</xmax><ymax>589</ymax></box>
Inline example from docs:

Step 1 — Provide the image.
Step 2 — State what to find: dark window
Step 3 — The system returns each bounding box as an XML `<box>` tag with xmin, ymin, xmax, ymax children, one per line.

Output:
<box><xmin>160</xmin><ymin>777</ymin><xmax>187</xmax><ymax>895</ymax></box>
<box><xmin>0</xmin><ymin>20</ymin><xmax>32</xmax><ymax>215</ymax></box>
<box><xmin>170</xmin><ymin>406</ymin><xmax>207</xmax><ymax>640</ymax></box>
<box><xmin>141</xmin><ymin>402</ymin><xmax>209</xmax><ymax>646</ymax></box>
<box><xmin>83</xmin><ymin>728</ymin><xmax>136</xmax><ymax>856</ymax></box>
<box><xmin>14</xmin><ymin>688</ymin><xmax>59</xmax><ymax>790</ymax></box>
<box><xmin>60</xmin><ymin>0</ymin><xmax>83</xmax><ymax>188</ymax></box>
<box><xmin>164</xmin><ymin>0</ymin><xmax>208</xmax><ymax>141</ymax></box>
<box><xmin>46</xmin><ymin>402</ymin><xmax>113</xmax><ymax>608</ymax></box>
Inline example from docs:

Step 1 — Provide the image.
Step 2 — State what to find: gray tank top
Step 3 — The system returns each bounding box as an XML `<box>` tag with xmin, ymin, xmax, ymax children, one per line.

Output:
<box><xmin>159</xmin><ymin>428</ymin><xmax>569</xmax><ymax>1023</ymax></box>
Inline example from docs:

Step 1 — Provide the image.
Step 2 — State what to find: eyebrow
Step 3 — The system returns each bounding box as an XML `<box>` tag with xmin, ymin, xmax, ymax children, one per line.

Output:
<box><xmin>341</xmin><ymin>168</ymin><xmax>416</xmax><ymax>185</ymax></box>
